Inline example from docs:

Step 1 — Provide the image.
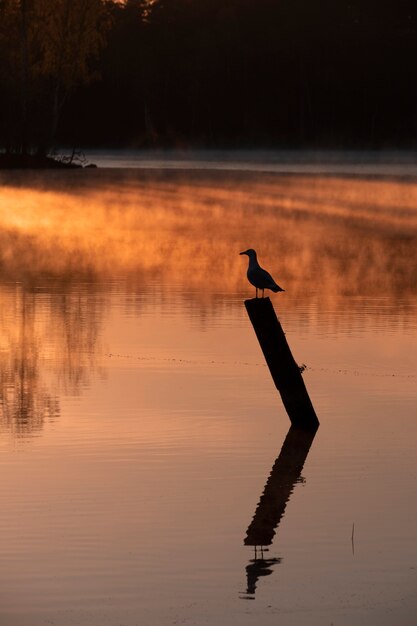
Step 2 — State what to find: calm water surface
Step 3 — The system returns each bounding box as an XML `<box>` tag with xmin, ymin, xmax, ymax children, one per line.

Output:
<box><xmin>0</xmin><ymin>168</ymin><xmax>416</xmax><ymax>625</ymax></box>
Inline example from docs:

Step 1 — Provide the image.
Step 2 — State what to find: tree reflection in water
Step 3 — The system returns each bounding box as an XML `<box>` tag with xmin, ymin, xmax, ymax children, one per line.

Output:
<box><xmin>0</xmin><ymin>283</ymin><xmax>104</xmax><ymax>438</ymax></box>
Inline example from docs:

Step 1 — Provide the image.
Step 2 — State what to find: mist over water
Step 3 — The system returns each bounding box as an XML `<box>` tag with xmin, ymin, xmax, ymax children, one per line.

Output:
<box><xmin>0</xmin><ymin>166</ymin><xmax>416</xmax><ymax>626</ymax></box>
<box><xmin>1</xmin><ymin>168</ymin><xmax>417</xmax><ymax>299</ymax></box>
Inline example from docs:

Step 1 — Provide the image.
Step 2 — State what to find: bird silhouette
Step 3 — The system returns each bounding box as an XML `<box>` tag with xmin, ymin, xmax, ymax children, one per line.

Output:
<box><xmin>240</xmin><ymin>249</ymin><xmax>284</xmax><ymax>298</ymax></box>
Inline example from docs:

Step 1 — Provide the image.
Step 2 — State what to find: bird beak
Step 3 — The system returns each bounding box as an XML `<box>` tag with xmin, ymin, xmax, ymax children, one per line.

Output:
<box><xmin>239</xmin><ymin>250</ymin><xmax>247</xmax><ymax>255</ymax></box>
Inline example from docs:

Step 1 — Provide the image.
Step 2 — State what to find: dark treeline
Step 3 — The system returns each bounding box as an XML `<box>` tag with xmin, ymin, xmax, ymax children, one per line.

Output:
<box><xmin>1</xmin><ymin>0</ymin><xmax>417</xmax><ymax>154</ymax></box>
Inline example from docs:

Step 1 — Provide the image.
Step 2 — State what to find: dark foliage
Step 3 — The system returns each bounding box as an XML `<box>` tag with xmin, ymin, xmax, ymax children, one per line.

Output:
<box><xmin>2</xmin><ymin>0</ymin><xmax>417</xmax><ymax>152</ymax></box>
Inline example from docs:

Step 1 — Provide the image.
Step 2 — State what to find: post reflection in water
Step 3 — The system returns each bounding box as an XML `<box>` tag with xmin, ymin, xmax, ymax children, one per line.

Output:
<box><xmin>241</xmin><ymin>425</ymin><xmax>318</xmax><ymax>599</ymax></box>
<box><xmin>0</xmin><ymin>283</ymin><xmax>104</xmax><ymax>438</ymax></box>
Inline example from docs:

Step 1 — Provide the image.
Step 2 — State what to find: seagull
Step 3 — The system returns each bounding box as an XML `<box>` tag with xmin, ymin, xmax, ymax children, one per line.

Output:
<box><xmin>240</xmin><ymin>249</ymin><xmax>285</xmax><ymax>298</ymax></box>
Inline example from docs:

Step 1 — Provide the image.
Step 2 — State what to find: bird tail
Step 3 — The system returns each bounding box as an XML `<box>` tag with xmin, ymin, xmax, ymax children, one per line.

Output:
<box><xmin>271</xmin><ymin>285</ymin><xmax>285</xmax><ymax>292</ymax></box>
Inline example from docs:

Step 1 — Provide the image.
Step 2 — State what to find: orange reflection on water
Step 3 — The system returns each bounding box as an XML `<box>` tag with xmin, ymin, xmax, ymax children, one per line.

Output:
<box><xmin>1</xmin><ymin>171</ymin><xmax>417</xmax><ymax>625</ymax></box>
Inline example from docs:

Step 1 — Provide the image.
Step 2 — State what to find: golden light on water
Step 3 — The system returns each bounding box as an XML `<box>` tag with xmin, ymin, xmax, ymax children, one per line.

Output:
<box><xmin>0</xmin><ymin>168</ymin><xmax>417</xmax><ymax>438</ymax></box>
<box><xmin>1</xmin><ymin>169</ymin><xmax>417</xmax><ymax>625</ymax></box>
<box><xmin>0</xmin><ymin>169</ymin><xmax>415</xmax><ymax>437</ymax></box>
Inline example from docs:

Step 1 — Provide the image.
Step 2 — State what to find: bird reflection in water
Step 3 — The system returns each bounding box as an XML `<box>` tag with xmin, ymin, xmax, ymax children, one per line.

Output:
<box><xmin>241</xmin><ymin>424</ymin><xmax>318</xmax><ymax>598</ymax></box>
<box><xmin>240</xmin><ymin>548</ymin><xmax>281</xmax><ymax>599</ymax></box>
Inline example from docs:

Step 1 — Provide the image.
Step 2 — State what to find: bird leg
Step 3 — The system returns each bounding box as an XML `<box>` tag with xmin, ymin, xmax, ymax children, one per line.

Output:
<box><xmin>256</xmin><ymin>287</ymin><xmax>258</xmax><ymax>298</ymax></box>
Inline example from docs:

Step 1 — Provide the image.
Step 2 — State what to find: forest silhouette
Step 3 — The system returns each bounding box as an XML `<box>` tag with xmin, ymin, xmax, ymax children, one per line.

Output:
<box><xmin>1</xmin><ymin>0</ymin><xmax>417</xmax><ymax>155</ymax></box>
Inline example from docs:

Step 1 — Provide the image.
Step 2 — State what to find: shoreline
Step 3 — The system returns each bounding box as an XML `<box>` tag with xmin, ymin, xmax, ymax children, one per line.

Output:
<box><xmin>0</xmin><ymin>153</ymin><xmax>96</xmax><ymax>170</ymax></box>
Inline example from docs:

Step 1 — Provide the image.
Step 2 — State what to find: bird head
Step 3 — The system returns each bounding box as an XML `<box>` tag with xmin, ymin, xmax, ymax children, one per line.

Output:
<box><xmin>239</xmin><ymin>248</ymin><xmax>257</xmax><ymax>258</ymax></box>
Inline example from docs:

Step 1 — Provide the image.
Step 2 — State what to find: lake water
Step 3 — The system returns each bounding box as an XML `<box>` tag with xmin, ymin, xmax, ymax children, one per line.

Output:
<box><xmin>0</xmin><ymin>163</ymin><xmax>416</xmax><ymax>625</ymax></box>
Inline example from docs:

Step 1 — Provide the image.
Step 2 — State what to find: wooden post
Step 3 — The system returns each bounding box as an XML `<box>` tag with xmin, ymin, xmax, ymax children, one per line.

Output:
<box><xmin>244</xmin><ymin>297</ymin><xmax>319</xmax><ymax>428</ymax></box>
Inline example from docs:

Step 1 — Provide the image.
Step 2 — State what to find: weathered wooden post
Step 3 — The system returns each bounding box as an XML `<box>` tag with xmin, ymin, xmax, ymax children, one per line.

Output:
<box><xmin>244</xmin><ymin>297</ymin><xmax>319</xmax><ymax>429</ymax></box>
